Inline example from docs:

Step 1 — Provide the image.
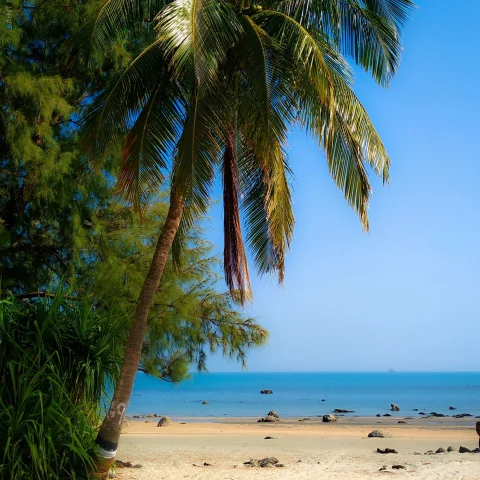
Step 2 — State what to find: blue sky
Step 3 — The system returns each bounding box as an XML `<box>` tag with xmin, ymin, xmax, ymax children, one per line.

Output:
<box><xmin>205</xmin><ymin>0</ymin><xmax>480</xmax><ymax>372</ymax></box>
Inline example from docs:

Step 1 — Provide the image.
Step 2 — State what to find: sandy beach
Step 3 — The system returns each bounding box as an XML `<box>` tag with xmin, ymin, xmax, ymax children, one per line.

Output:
<box><xmin>114</xmin><ymin>417</ymin><xmax>480</xmax><ymax>479</ymax></box>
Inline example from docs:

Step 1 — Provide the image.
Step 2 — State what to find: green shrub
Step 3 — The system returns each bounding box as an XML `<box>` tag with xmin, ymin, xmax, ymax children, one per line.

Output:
<box><xmin>0</xmin><ymin>292</ymin><xmax>126</xmax><ymax>479</ymax></box>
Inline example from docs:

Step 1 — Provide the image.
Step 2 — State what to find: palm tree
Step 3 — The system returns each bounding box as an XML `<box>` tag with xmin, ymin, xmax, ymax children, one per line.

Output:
<box><xmin>82</xmin><ymin>0</ymin><xmax>414</xmax><ymax>474</ymax></box>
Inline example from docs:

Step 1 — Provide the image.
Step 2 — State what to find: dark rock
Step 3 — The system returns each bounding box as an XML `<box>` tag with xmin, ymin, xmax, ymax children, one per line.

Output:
<box><xmin>459</xmin><ymin>446</ymin><xmax>471</xmax><ymax>453</ymax></box>
<box><xmin>383</xmin><ymin>414</ymin><xmax>391</xmax><ymax>417</ymax></box>
<box><xmin>436</xmin><ymin>448</ymin><xmax>446</xmax><ymax>453</ymax></box>
<box><xmin>145</xmin><ymin>414</ymin><xmax>155</xmax><ymax>418</ymax></box>
<box><xmin>260</xmin><ymin>390</ymin><xmax>273</xmax><ymax>394</ymax></box>
<box><xmin>413</xmin><ymin>409</ymin><xmax>419</xmax><ymax>411</ymax></box>
<box><xmin>322</xmin><ymin>399</ymin><xmax>326</xmax><ymax>402</ymax></box>
<box><xmin>377</xmin><ymin>448</ymin><xmax>398</xmax><ymax>454</ymax></box>
<box><xmin>275</xmin><ymin>464</ymin><xmax>285</xmax><ymax>468</ymax></box>
<box><xmin>460</xmin><ymin>413</ymin><xmax>472</xmax><ymax>417</ymax></box>
<box><xmin>202</xmin><ymin>401</ymin><xmax>209</xmax><ymax>404</ymax></box>
<box><xmin>473</xmin><ymin>448</ymin><xmax>480</xmax><ymax>453</ymax></box>
<box><xmin>258</xmin><ymin>457</ymin><xmax>279</xmax><ymax>468</ymax></box>
<box><xmin>368</xmin><ymin>430</ymin><xmax>392</xmax><ymax>438</ymax></box>
<box><xmin>391</xmin><ymin>404</ymin><xmax>400</xmax><ymax>412</ymax></box>
<box><xmin>268</xmin><ymin>410</ymin><xmax>279</xmax><ymax>419</ymax></box>
<box><xmin>264</xmin><ymin>436</ymin><xmax>278</xmax><ymax>440</ymax></box>
<box><xmin>379</xmin><ymin>466</ymin><xmax>387</xmax><ymax>471</ymax></box>
<box><xmin>432</xmin><ymin>413</ymin><xmax>446</xmax><ymax>417</ymax></box>
<box><xmin>397</xmin><ymin>421</ymin><xmax>407</xmax><ymax>424</ymax></box>
<box><xmin>156</xmin><ymin>416</ymin><xmax>172</xmax><ymax>427</ymax></box>
<box><xmin>392</xmin><ymin>465</ymin><xmax>406</xmax><ymax>469</ymax></box>
<box><xmin>447</xmin><ymin>446</ymin><xmax>456</xmax><ymax>452</ymax></box>
<box><xmin>404</xmin><ymin>417</ymin><xmax>414</xmax><ymax>419</ymax></box>
<box><xmin>133</xmin><ymin>415</ymin><xmax>141</xmax><ymax>419</ymax></box>
<box><xmin>418</xmin><ymin>412</ymin><xmax>426</xmax><ymax>415</ymax></box>
<box><xmin>425</xmin><ymin>450</ymin><xmax>434</xmax><ymax>455</ymax></box>
<box><xmin>115</xmin><ymin>460</ymin><xmax>139</xmax><ymax>468</ymax></box>
<box><xmin>322</xmin><ymin>414</ymin><xmax>337</xmax><ymax>423</ymax></box>
<box><xmin>333</xmin><ymin>409</ymin><xmax>355</xmax><ymax>413</ymax></box>
<box><xmin>376</xmin><ymin>414</ymin><xmax>381</xmax><ymax>417</ymax></box>
<box><xmin>449</xmin><ymin>406</ymin><xmax>456</xmax><ymax>410</ymax></box>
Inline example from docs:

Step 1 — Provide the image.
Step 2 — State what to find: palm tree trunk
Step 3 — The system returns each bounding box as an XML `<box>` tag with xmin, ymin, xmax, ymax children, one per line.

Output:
<box><xmin>93</xmin><ymin>191</ymin><xmax>184</xmax><ymax>478</ymax></box>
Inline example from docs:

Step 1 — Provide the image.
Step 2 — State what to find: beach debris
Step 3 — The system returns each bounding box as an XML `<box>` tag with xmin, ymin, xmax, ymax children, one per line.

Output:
<box><xmin>258</xmin><ymin>457</ymin><xmax>279</xmax><ymax>468</ymax></box>
<box><xmin>392</xmin><ymin>465</ymin><xmax>406</xmax><ymax>469</ymax></box>
<box><xmin>379</xmin><ymin>465</ymin><xmax>387</xmax><ymax>471</ymax></box>
<box><xmin>322</xmin><ymin>414</ymin><xmax>337</xmax><ymax>422</ymax></box>
<box><xmin>275</xmin><ymin>464</ymin><xmax>285</xmax><ymax>467</ymax></box>
<box><xmin>260</xmin><ymin>389</ymin><xmax>273</xmax><ymax>394</ymax></box>
<box><xmin>333</xmin><ymin>409</ymin><xmax>355</xmax><ymax>413</ymax></box>
<box><xmin>264</xmin><ymin>436</ymin><xmax>278</xmax><ymax>439</ymax></box>
<box><xmin>202</xmin><ymin>401</ymin><xmax>209</xmax><ymax>404</ymax></box>
<box><xmin>435</xmin><ymin>448</ymin><xmax>446</xmax><ymax>453</ymax></box>
<box><xmin>192</xmin><ymin>462</ymin><xmax>213</xmax><ymax>467</ymax></box>
<box><xmin>383</xmin><ymin>414</ymin><xmax>392</xmax><ymax>417</ymax></box>
<box><xmin>368</xmin><ymin>430</ymin><xmax>392</xmax><ymax>438</ymax></box>
<box><xmin>156</xmin><ymin>416</ymin><xmax>172</xmax><ymax>427</ymax></box>
<box><xmin>268</xmin><ymin>410</ymin><xmax>279</xmax><ymax>419</ymax></box>
<box><xmin>449</xmin><ymin>406</ymin><xmax>456</xmax><ymax>410</ymax></box>
<box><xmin>377</xmin><ymin>448</ymin><xmax>398</xmax><ymax>454</ymax></box>
<box><xmin>243</xmin><ymin>459</ymin><xmax>257</xmax><ymax>467</ymax></box>
<box><xmin>447</xmin><ymin>446</ymin><xmax>456</xmax><ymax>452</ymax></box>
<box><xmin>391</xmin><ymin>404</ymin><xmax>400</xmax><ymax>412</ymax></box>
<box><xmin>114</xmin><ymin>460</ymin><xmax>142</xmax><ymax>469</ymax></box>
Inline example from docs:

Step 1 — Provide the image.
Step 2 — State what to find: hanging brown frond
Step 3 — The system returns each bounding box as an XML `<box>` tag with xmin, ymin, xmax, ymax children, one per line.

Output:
<box><xmin>223</xmin><ymin>129</ymin><xmax>251</xmax><ymax>304</ymax></box>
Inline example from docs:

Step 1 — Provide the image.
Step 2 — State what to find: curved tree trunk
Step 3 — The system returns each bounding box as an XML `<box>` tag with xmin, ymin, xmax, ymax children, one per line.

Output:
<box><xmin>93</xmin><ymin>191</ymin><xmax>184</xmax><ymax>478</ymax></box>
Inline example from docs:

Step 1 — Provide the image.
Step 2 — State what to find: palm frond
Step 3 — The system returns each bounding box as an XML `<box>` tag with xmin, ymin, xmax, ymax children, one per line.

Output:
<box><xmin>222</xmin><ymin>129</ymin><xmax>251</xmax><ymax>302</ymax></box>
<box><xmin>118</xmin><ymin>81</ymin><xmax>183</xmax><ymax>210</ymax></box>
<box><xmin>155</xmin><ymin>0</ymin><xmax>243</xmax><ymax>85</ymax></box>
<box><xmin>81</xmin><ymin>39</ymin><xmax>169</xmax><ymax>163</ymax></box>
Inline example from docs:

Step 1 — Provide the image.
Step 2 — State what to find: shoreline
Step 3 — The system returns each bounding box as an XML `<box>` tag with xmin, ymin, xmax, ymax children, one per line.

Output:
<box><xmin>125</xmin><ymin>414</ymin><xmax>479</xmax><ymax>429</ymax></box>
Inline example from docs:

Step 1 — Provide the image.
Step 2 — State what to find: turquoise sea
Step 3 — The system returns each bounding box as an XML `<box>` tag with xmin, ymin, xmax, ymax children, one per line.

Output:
<box><xmin>127</xmin><ymin>372</ymin><xmax>480</xmax><ymax>418</ymax></box>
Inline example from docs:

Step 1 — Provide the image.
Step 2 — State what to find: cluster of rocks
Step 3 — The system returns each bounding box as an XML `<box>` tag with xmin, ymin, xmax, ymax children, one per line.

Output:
<box><xmin>391</xmin><ymin>403</ymin><xmax>400</xmax><ymax>412</ymax></box>
<box><xmin>377</xmin><ymin>448</ymin><xmax>398</xmax><ymax>454</ymax></box>
<box><xmin>132</xmin><ymin>413</ymin><xmax>159</xmax><ymax>418</ymax></box>
<box><xmin>379</xmin><ymin>465</ymin><xmax>405</xmax><ymax>471</ymax></box>
<box><xmin>260</xmin><ymin>389</ymin><xmax>273</xmax><ymax>394</ymax></box>
<box><xmin>333</xmin><ymin>409</ymin><xmax>355</xmax><ymax>414</ymax></box>
<box><xmin>244</xmin><ymin>457</ymin><xmax>284</xmax><ymax>468</ymax></box>
<box><xmin>459</xmin><ymin>446</ymin><xmax>480</xmax><ymax>453</ymax></box>
<box><xmin>257</xmin><ymin>410</ymin><xmax>280</xmax><ymax>423</ymax></box>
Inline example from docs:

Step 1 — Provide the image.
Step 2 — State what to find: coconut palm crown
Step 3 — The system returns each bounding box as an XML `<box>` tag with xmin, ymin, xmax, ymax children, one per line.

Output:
<box><xmin>84</xmin><ymin>0</ymin><xmax>415</xmax><ymax>302</ymax></box>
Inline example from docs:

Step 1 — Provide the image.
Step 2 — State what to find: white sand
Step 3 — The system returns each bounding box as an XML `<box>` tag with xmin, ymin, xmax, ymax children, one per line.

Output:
<box><xmin>114</xmin><ymin>419</ymin><xmax>480</xmax><ymax>479</ymax></box>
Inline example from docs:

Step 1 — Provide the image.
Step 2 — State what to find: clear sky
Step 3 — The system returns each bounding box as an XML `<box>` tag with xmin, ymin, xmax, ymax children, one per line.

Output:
<box><xmin>205</xmin><ymin>0</ymin><xmax>480</xmax><ymax>372</ymax></box>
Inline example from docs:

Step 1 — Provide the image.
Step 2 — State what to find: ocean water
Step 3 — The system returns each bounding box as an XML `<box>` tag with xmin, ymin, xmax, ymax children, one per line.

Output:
<box><xmin>127</xmin><ymin>372</ymin><xmax>480</xmax><ymax>418</ymax></box>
